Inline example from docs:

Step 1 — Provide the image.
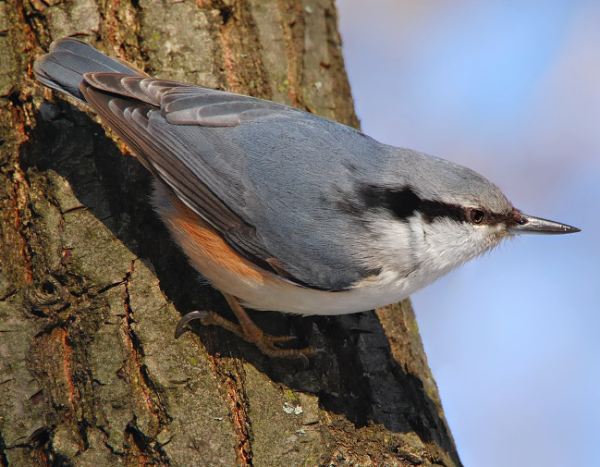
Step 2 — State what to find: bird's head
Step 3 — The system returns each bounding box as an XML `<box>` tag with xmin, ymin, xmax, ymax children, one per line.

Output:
<box><xmin>351</xmin><ymin>149</ymin><xmax>580</xmax><ymax>279</ymax></box>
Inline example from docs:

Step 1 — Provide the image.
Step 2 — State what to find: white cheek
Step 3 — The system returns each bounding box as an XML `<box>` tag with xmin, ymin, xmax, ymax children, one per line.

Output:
<box><xmin>366</xmin><ymin>215</ymin><xmax>502</xmax><ymax>277</ymax></box>
<box><xmin>351</xmin><ymin>215</ymin><xmax>505</xmax><ymax>304</ymax></box>
<box><xmin>417</xmin><ymin>219</ymin><xmax>503</xmax><ymax>270</ymax></box>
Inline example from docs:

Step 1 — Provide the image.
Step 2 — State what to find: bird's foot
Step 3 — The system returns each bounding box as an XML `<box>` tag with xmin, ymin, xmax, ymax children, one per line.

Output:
<box><xmin>175</xmin><ymin>310</ymin><xmax>315</xmax><ymax>360</ymax></box>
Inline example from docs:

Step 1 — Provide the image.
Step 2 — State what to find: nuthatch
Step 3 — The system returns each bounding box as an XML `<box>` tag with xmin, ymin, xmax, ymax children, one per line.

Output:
<box><xmin>34</xmin><ymin>38</ymin><xmax>580</xmax><ymax>358</ymax></box>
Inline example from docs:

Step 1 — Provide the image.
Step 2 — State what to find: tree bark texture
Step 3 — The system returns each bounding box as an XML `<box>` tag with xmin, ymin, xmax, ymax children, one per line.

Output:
<box><xmin>0</xmin><ymin>1</ymin><xmax>461</xmax><ymax>465</ymax></box>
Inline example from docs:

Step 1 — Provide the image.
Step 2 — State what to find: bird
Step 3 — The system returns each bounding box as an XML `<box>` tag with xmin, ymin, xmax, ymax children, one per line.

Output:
<box><xmin>34</xmin><ymin>37</ymin><xmax>580</xmax><ymax>359</ymax></box>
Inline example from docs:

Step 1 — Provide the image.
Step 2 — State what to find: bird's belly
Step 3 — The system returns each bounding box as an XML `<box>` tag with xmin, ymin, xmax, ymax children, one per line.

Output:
<box><xmin>235</xmin><ymin>266</ymin><xmax>437</xmax><ymax>315</ymax></box>
<box><xmin>155</xmin><ymin>187</ymin><xmax>421</xmax><ymax>315</ymax></box>
<box><xmin>168</xmin><ymin>222</ymin><xmax>420</xmax><ymax>315</ymax></box>
<box><xmin>237</xmin><ymin>279</ymin><xmax>415</xmax><ymax>316</ymax></box>
<box><xmin>165</xmin><ymin>214</ymin><xmax>408</xmax><ymax>315</ymax></box>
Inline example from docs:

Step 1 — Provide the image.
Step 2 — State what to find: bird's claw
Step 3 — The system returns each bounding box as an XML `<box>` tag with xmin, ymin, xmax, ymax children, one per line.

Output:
<box><xmin>174</xmin><ymin>310</ymin><xmax>314</xmax><ymax>360</ymax></box>
<box><xmin>174</xmin><ymin>310</ymin><xmax>210</xmax><ymax>338</ymax></box>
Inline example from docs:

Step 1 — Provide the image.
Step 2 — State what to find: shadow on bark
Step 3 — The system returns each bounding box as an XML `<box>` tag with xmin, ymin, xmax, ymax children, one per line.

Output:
<box><xmin>21</xmin><ymin>100</ymin><xmax>457</xmax><ymax>460</ymax></box>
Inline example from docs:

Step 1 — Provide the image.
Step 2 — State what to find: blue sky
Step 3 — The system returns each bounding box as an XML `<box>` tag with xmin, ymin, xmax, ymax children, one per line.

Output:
<box><xmin>337</xmin><ymin>1</ymin><xmax>600</xmax><ymax>465</ymax></box>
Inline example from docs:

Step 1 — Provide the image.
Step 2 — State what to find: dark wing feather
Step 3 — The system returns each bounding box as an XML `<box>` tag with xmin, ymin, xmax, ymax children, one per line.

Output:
<box><xmin>34</xmin><ymin>38</ymin><xmax>146</xmax><ymax>99</ymax></box>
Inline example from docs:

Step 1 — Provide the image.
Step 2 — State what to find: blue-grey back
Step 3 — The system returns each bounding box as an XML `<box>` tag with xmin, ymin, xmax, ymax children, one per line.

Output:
<box><xmin>148</xmin><ymin>111</ymin><xmax>389</xmax><ymax>289</ymax></box>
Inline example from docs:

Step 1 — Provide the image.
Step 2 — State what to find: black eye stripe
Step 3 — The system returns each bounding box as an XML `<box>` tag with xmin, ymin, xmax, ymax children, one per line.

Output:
<box><xmin>357</xmin><ymin>185</ymin><xmax>513</xmax><ymax>225</ymax></box>
<box><xmin>419</xmin><ymin>198</ymin><xmax>467</xmax><ymax>223</ymax></box>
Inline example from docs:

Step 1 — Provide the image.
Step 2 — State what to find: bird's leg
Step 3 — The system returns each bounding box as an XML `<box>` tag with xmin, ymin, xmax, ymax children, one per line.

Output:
<box><xmin>175</xmin><ymin>309</ymin><xmax>292</xmax><ymax>344</ymax></box>
<box><xmin>175</xmin><ymin>293</ymin><xmax>315</xmax><ymax>359</ymax></box>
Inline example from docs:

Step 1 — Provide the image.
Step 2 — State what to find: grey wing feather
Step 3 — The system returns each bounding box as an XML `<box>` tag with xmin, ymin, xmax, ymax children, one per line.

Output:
<box><xmin>162</xmin><ymin>88</ymin><xmax>291</xmax><ymax>126</ymax></box>
<box><xmin>80</xmin><ymin>73</ymin><xmax>381</xmax><ymax>290</ymax></box>
<box><xmin>82</xmin><ymin>83</ymin><xmax>247</xmax><ymax>234</ymax></box>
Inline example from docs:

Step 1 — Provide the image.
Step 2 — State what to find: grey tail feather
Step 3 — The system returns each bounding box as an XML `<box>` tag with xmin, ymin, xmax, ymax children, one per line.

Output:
<box><xmin>33</xmin><ymin>37</ymin><xmax>145</xmax><ymax>101</ymax></box>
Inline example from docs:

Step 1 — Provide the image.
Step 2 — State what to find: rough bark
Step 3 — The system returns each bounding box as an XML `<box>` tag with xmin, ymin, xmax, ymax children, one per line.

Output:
<box><xmin>0</xmin><ymin>1</ymin><xmax>461</xmax><ymax>465</ymax></box>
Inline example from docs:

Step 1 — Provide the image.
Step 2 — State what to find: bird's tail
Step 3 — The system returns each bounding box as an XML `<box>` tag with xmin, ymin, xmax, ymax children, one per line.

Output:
<box><xmin>33</xmin><ymin>37</ymin><xmax>146</xmax><ymax>101</ymax></box>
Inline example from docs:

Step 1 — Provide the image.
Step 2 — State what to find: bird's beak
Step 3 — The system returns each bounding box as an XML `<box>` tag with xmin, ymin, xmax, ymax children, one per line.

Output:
<box><xmin>510</xmin><ymin>212</ymin><xmax>581</xmax><ymax>235</ymax></box>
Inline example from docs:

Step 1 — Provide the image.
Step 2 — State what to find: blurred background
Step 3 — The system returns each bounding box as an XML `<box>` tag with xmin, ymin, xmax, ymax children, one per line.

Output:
<box><xmin>337</xmin><ymin>1</ymin><xmax>599</xmax><ymax>466</ymax></box>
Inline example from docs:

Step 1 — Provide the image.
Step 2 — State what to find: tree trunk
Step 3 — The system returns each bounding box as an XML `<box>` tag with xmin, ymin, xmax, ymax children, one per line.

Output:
<box><xmin>0</xmin><ymin>1</ymin><xmax>461</xmax><ymax>465</ymax></box>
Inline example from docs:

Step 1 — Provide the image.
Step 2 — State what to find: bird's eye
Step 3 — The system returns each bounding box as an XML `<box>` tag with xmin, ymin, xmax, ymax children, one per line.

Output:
<box><xmin>468</xmin><ymin>208</ymin><xmax>486</xmax><ymax>224</ymax></box>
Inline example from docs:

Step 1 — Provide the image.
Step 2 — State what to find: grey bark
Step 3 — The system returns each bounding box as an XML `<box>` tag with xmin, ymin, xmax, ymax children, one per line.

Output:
<box><xmin>0</xmin><ymin>0</ymin><xmax>461</xmax><ymax>465</ymax></box>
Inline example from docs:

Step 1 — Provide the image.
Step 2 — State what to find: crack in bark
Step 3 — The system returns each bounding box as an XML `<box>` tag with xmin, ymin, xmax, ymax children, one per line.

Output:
<box><xmin>0</xmin><ymin>289</ymin><xmax>17</xmax><ymax>301</ymax></box>
<box><xmin>120</xmin><ymin>260</ymin><xmax>171</xmax><ymax>462</ymax></box>
<box><xmin>57</xmin><ymin>328</ymin><xmax>77</xmax><ymax>411</ymax></box>
<box><xmin>60</xmin><ymin>205</ymin><xmax>88</xmax><ymax>215</ymax></box>
<box><xmin>16</xmin><ymin>425</ymin><xmax>74</xmax><ymax>466</ymax></box>
<box><xmin>124</xmin><ymin>420</ymin><xmax>170</xmax><ymax>466</ymax></box>
<box><xmin>8</xmin><ymin>118</ymin><xmax>34</xmax><ymax>286</ymax></box>
<box><xmin>207</xmin><ymin>356</ymin><xmax>254</xmax><ymax>466</ymax></box>
<box><xmin>95</xmin><ymin>279</ymin><xmax>127</xmax><ymax>295</ymax></box>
